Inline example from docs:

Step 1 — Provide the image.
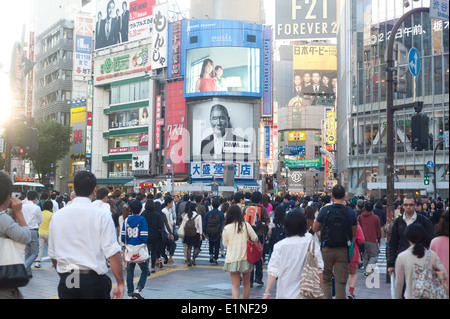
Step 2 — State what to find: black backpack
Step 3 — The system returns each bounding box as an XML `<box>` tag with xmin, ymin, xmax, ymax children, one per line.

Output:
<box><xmin>269</xmin><ymin>225</ymin><xmax>285</xmax><ymax>250</ymax></box>
<box><xmin>185</xmin><ymin>214</ymin><xmax>198</xmax><ymax>237</ymax></box>
<box><xmin>206</xmin><ymin>211</ymin><xmax>220</xmax><ymax>234</ymax></box>
<box><xmin>321</xmin><ymin>205</ymin><xmax>351</xmax><ymax>247</ymax></box>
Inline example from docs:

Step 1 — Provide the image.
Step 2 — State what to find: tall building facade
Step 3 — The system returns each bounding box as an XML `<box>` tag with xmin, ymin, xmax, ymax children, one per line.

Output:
<box><xmin>336</xmin><ymin>0</ymin><xmax>449</xmax><ymax>198</ymax></box>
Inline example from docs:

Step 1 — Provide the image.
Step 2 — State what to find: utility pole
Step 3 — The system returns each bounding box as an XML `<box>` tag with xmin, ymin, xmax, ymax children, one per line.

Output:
<box><xmin>385</xmin><ymin>7</ymin><xmax>429</xmax><ymax>222</ymax></box>
<box><xmin>385</xmin><ymin>6</ymin><xmax>429</xmax><ymax>284</ymax></box>
<box><xmin>433</xmin><ymin>140</ymin><xmax>444</xmax><ymax>200</ymax></box>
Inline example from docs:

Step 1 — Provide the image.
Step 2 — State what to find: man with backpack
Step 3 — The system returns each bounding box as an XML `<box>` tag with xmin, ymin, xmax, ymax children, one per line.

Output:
<box><xmin>203</xmin><ymin>199</ymin><xmax>225</xmax><ymax>264</ymax></box>
<box><xmin>242</xmin><ymin>191</ymin><xmax>270</xmax><ymax>287</ymax></box>
<box><xmin>313</xmin><ymin>184</ymin><xmax>357</xmax><ymax>299</ymax></box>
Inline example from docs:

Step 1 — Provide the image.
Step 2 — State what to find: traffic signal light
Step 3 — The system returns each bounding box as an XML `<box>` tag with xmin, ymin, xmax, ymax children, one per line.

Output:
<box><xmin>411</xmin><ymin>112</ymin><xmax>429</xmax><ymax>151</ymax></box>
<box><xmin>393</xmin><ymin>42</ymin><xmax>408</xmax><ymax>93</ymax></box>
<box><xmin>188</xmin><ymin>174</ymin><xmax>192</xmax><ymax>184</ymax></box>
<box><xmin>23</xmin><ymin>127</ymin><xmax>38</xmax><ymax>156</ymax></box>
<box><xmin>424</xmin><ymin>176</ymin><xmax>430</xmax><ymax>185</ymax></box>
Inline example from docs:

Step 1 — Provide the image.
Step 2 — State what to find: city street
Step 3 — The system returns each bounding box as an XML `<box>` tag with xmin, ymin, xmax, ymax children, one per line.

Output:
<box><xmin>21</xmin><ymin>238</ymin><xmax>391</xmax><ymax>300</ymax></box>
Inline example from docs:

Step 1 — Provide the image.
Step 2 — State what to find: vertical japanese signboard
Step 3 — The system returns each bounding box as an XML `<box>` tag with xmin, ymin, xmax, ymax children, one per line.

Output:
<box><xmin>168</xmin><ymin>20</ymin><xmax>182</xmax><ymax>78</ymax></box>
<box><xmin>70</xmin><ymin>100</ymin><xmax>87</xmax><ymax>180</ymax></box>
<box><xmin>165</xmin><ymin>81</ymin><xmax>188</xmax><ymax>174</ymax></box>
<box><xmin>74</xmin><ymin>16</ymin><xmax>93</xmax><ymax>79</ymax></box>
<box><xmin>262</xmin><ymin>26</ymin><xmax>272</xmax><ymax>116</ymax></box>
<box><xmin>150</xmin><ymin>2</ymin><xmax>168</xmax><ymax>70</ymax></box>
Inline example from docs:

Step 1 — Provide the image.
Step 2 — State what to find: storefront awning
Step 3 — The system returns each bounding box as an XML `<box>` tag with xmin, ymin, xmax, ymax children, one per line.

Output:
<box><xmin>96</xmin><ymin>179</ymin><xmax>133</xmax><ymax>185</ymax></box>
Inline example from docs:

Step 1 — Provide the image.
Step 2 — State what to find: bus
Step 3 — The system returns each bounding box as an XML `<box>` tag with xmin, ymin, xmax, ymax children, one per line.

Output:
<box><xmin>12</xmin><ymin>182</ymin><xmax>46</xmax><ymax>198</ymax></box>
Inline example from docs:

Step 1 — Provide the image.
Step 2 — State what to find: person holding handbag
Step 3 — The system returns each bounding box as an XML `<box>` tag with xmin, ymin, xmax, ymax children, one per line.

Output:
<box><xmin>222</xmin><ymin>204</ymin><xmax>258</xmax><ymax>299</ymax></box>
<box><xmin>121</xmin><ymin>199</ymin><xmax>149</xmax><ymax>299</ymax></box>
<box><xmin>264</xmin><ymin>209</ymin><xmax>324</xmax><ymax>299</ymax></box>
<box><xmin>395</xmin><ymin>223</ymin><xmax>447</xmax><ymax>299</ymax></box>
<box><xmin>0</xmin><ymin>172</ymin><xmax>31</xmax><ymax>299</ymax></box>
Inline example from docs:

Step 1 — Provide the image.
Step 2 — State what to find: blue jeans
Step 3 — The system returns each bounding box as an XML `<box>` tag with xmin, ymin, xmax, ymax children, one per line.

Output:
<box><xmin>126</xmin><ymin>260</ymin><xmax>149</xmax><ymax>295</ymax></box>
<box><xmin>25</xmin><ymin>229</ymin><xmax>39</xmax><ymax>275</ymax></box>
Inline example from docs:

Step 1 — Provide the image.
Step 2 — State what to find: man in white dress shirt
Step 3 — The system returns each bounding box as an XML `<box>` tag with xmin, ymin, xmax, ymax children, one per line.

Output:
<box><xmin>92</xmin><ymin>187</ymin><xmax>111</xmax><ymax>213</ymax></box>
<box><xmin>22</xmin><ymin>190</ymin><xmax>42</xmax><ymax>278</ymax></box>
<box><xmin>48</xmin><ymin>171</ymin><xmax>124</xmax><ymax>299</ymax></box>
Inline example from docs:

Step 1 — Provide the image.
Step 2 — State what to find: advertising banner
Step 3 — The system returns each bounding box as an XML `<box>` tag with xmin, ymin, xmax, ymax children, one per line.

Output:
<box><xmin>275</xmin><ymin>0</ymin><xmax>337</xmax><ymax>40</ymax></box>
<box><xmin>165</xmin><ymin>81</ymin><xmax>188</xmax><ymax>174</ymax></box>
<box><xmin>132</xmin><ymin>154</ymin><xmax>149</xmax><ymax>171</ymax></box>
<box><xmin>96</xmin><ymin>46</ymin><xmax>151</xmax><ymax>82</ymax></box>
<box><xmin>264</xmin><ymin>126</ymin><xmax>271</xmax><ymax>159</ymax></box>
<box><xmin>262</xmin><ymin>26</ymin><xmax>272</xmax><ymax>116</ymax></box>
<box><xmin>290</xmin><ymin>44</ymin><xmax>337</xmax><ymax>106</ymax></box>
<box><xmin>191</xmin><ymin>100</ymin><xmax>255</xmax><ymax>161</ymax></box>
<box><xmin>168</xmin><ymin>20</ymin><xmax>182</xmax><ymax>78</ymax></box>
<box><xmin>284</xmin><ymin>158</ymin><xmax>322</xmax><ymax>169</ymax></box>
<box><xmin>94</xmin><ymin>0</ymin><xmax>156</xmax><ymax>51</ymax></box>
<box><xmin>182</xmin><ymin>19</ymin><xmax>263</xmax><ymax>98</ymax></box>
<box><xmin>191</xmin><ymin>162</ymin><xmax>254</xmax><ymax>180</ymax></box>
<box><xmin>74</xmin><ymin>16</ymin><xmax>93</xmax><ymax>78</ymax></box>
<box><xmin>150</xmin><ymin>2</ymin><xmax>168</xmax><ymax>70</ymax></box>
<box><xmin>327</xmin><ymin>111</ymin><xmax>336</xmax><ymax>144</ymax></box>
<box><xmin>288</xmin><ymin>131</ymin><xmax>306</xmax><ymax>141</ymax></box>
<box><xmin>70</xmin><ymin>100</ymin><xmax>87</xmax><ymax>179</ymax></box>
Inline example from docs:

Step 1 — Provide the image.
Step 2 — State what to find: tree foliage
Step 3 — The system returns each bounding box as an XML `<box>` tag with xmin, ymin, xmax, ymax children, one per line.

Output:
<box><xmin>12</xmin><ymin>119</ymin><xmax>71</xmax><ymax>182</ymax></box>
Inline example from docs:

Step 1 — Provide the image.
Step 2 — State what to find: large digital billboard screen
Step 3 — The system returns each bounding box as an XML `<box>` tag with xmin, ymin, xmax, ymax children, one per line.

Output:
<box><xmin>185</xmin><ymin>46</ymin><xmax>261</xmax><ymax>97</ymax></box>
<box><xmin>181</xmin><ymin>19</ymin><xmax>264</xmax><ymax>98</ymax></box>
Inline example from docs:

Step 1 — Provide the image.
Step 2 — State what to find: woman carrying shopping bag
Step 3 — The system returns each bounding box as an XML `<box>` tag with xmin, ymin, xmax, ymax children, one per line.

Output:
<box><xmin>222</xmin><ymin>204</ymin><xmax>258</xmax><ymax>299</ymax></box>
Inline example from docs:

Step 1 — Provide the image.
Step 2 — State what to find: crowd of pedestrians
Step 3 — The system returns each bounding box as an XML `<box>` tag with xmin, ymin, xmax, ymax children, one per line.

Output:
<box><xmin>0</xmin><ymin>170</ymin><xmax>448</xmax><ymax>300</ymax></box>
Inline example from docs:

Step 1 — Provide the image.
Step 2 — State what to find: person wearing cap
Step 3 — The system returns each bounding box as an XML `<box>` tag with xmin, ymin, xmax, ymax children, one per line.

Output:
<box><xmin>358</xmin><ymin>201</ymin><xmax>381</xmax><ymax>276</ymax></box>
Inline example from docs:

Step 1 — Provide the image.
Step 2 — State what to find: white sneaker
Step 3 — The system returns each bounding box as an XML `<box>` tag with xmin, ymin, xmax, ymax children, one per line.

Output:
<box><xmin>132</xmin><ymin>288</ymin><xmax>144</xmax><ymax>299</ymax></box>
<box><xmin>34</xmin><ymin>262</ymin><xmax>42</xmax><ymax>268</ymax></box>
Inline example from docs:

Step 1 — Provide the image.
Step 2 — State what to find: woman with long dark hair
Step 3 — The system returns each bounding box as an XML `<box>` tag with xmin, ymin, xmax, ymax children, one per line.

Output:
<box><xmin>222</xmin><ymin>204</ymin><xmax>258</xmax><ymax>299</ymax></box>
<box><xmin>194</xmin><ymin>58</ymin><xmax>218</xmax><ymax>92</ymax></box>
<box><xmin>179</xmin><ymin>202</ymin><xmax>202</xmax><ymax>266</ymax></box>
<box><xmin>394</xmin><ymin>223</ymin><xmax>447</xmax><ymax>299</ymax></box>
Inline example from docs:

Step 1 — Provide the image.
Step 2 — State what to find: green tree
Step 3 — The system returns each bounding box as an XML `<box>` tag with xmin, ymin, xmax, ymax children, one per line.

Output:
<box><xmin>12</xmin><ymin>119</ymin><xmax>71</xmax><ymax>185</ymax></box>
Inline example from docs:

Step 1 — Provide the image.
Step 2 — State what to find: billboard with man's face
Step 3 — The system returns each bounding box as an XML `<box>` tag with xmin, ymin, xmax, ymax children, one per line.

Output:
<box><xmin>289</xmin><ymin>44</ymin><xmax>337</xmax><ymax>107</ymax></box>
<box><xmin>190</xmin><ymin>100</ymin><xmax>255</xmax><ymax>162</ymax></box>
<box><xmin>94</xmin><ymin>0</ymin><xmax>156</xmax><ymax>51</ymax></box>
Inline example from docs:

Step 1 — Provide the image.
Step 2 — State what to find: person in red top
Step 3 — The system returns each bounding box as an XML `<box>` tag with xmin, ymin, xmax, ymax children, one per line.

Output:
<box><xmin>348</xmin><ymin>223</ymin><xmax>365</xmax><ymax>299</ymax></box>
<box><xmin>195</xmin><ymin>59</ymin><xmax>218</xmax><ymax>93</ymax></box>
<box><xmin>359</xmin><ymin>201</ymin><xmax>381</xmax><ymax>276</ymax></box>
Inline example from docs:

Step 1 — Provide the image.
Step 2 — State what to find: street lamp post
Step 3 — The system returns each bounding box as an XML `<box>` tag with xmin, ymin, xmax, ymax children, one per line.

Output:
<box><xmin>166</xmin><ymin>157</ymin><xmax>174</xmax><ymax>195</ymax></box>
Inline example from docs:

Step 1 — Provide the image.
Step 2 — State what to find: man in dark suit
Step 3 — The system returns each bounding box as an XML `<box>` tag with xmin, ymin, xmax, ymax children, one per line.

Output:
<box><xmin>101</xmin><ymin>0</ymin><xmax>119</xmax><ymax>47</ymax></box>
<box><xmin>200</xmin><ymin>104</ymin><xmax>249</xmax><ymax>161</ymax></box>
<box><xmin>121</xmin><ymin>1</ymin><xmax>129</xmax><ymax>43</ymax></box>
<box><xmin>95</xmin><ymin>11</ymin><xmax>105</xmax><ymax>49</ymax></box>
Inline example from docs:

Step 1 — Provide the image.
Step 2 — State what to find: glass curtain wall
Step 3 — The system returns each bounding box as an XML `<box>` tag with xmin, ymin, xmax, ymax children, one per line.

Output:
<box><xmin>349</xmin><ymin>0</ymin><xmax>449</xmax><ymax>196</ymax></box>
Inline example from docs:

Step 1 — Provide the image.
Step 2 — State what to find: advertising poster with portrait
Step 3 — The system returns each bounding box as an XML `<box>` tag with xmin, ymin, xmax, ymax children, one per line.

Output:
<box><xmin>290</xmin><ymin>45</ymin><xmax>337</xmax><ymax>107</ymax></box>
<box><xmin>190</xmin><ymin>100</ymin><xmax>255</xmax><ymax>161</ymax></box>
<box><xmin>94</xmin><ymin>0</ymin><xmax>155</xmax><ymax>51</ymax></box>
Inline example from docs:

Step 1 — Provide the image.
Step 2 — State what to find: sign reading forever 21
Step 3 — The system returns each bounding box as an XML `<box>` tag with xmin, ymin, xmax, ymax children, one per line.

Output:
<box><xmin>275</xmin><ymin>0</ymin><xmax>337</xmax><ymax>40</ymax></box>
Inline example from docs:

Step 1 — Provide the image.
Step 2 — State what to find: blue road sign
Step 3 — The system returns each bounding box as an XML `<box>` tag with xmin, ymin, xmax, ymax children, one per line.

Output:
<box><xmin>408</xmin><ymin>47</ymin><xmax>421</xmax><ymax>77</ymax></box>
<box><xmin>426</xmin><ymin>161</ymin><xmax>434</xmax><ymax>169</ymax></box>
